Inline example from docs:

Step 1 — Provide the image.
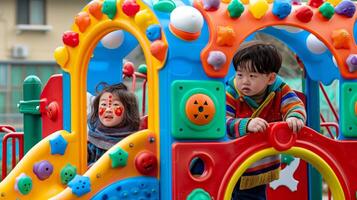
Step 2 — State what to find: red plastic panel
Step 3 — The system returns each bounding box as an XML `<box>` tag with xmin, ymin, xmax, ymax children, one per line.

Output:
<box><xmin>172</xmin><ymin>122</ymin><xmax>357</xmax><ymax>199</ymax></box>
<box><xmin>40</xmin><ymin>74</ymin><xmax>63</xmax><ymax>138</ymax></box>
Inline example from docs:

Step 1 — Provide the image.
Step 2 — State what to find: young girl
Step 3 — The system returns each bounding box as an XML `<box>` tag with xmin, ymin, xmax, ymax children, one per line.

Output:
<box><xmin>87</xmin><ymin>82</ymin><xmax>140</xmax><ymax>165</ymax></box>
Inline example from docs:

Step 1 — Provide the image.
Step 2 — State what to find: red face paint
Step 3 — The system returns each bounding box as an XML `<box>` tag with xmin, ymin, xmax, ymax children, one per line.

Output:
<box><xmin>99</xmin><ymin>107</ymin><xmax>105</xmax><ymax>116</ymax></box>
<box><xmin>114</xmin><ymin>107</ymin><xmax>123</xmax><ymax>116</ymax></box>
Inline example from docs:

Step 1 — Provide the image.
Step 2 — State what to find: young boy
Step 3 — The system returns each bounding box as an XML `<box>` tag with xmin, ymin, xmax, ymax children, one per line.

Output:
<box><xmin>226</xmin><ymin>41</ymin><xmax>306</xmax><ymax>199</ymax></box>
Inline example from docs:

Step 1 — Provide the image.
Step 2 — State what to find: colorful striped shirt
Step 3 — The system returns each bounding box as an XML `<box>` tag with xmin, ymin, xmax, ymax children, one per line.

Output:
<box><xmin>226</xmin><ymin>75</ymin><xmax>306</xmax><ymax>189</ymax></box>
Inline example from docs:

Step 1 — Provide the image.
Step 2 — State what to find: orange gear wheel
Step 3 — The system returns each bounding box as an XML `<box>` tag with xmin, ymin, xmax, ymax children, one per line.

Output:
<box><xmin>185</xmin><ymin>94</ymin><xmax>216</xmax><ymax>125</ymax></box>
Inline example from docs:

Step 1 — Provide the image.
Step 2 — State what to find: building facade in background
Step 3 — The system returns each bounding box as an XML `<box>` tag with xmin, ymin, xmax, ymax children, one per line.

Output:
<box><xmin>0</xmin><ymin>0</ymin><xmax>87</xmax><ymax>130</ymax></box>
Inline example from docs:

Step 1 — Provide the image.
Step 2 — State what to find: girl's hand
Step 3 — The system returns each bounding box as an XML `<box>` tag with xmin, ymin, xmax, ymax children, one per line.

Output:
<box><xmin>286</xmin><ymin>117</ymin><xmax>304</xmax><ymax>133</ymax></box>
<box><xmin>247</xmin><ymin>117</ymin><xmax>269</xmax><ymax>133</ymax></box>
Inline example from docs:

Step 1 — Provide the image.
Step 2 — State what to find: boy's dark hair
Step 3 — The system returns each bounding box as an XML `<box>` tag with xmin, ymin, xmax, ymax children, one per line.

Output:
<box><xmin>90</xmin><ymin>82</ymin><xmax>140</xmax><ymax>131</ymax></box>
<box><xmin>233</xmin><ymin>41</ymin><xmax>282</xmax><ymax>74</ymax></box>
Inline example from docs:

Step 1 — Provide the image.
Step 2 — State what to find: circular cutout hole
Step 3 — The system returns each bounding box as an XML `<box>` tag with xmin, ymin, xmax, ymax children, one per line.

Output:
<box><xmin>189</xmin><ymin>157</ymin><xmax>205</xmax><ymax>177</ymax></box>
<box><xmin>179</xmin><ymin>86</ymin><xmax>183</xmax><ymax>90</ymax></box>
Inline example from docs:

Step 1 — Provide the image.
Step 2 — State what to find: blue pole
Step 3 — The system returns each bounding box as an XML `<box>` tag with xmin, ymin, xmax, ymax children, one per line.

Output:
<box><xmin>305</xmin><ymin>72</ymin><xmax>322</xmax><ymax>200</ymax></box>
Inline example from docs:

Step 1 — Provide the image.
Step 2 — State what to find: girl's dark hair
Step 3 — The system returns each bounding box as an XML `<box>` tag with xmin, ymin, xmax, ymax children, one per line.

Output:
<box><xmin>90</xmin><ymin>82</ymin><xmax>140</xmax><ymax>131</ymax></box>
<box><xmin>233</xmin><ymin>41</ymin><xmax>282</xmax><ymax>74</ymax></box>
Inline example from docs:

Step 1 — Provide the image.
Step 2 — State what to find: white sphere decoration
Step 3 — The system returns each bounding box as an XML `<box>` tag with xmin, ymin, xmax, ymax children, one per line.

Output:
<box><xmin>306</xmin><ymin>34</ymin><xmax>327</xmax><ymax>54</ymax></box>
<box><xmin>273</xmin><ymin>25</ymin><xmax>303</xmax><ymax>33</ymax></box>
<box><xmin>170</xmin><ymin>6</ymin><xmax>204</xmax><ymax>33</ymax></box>
<box><xmin>101</xmin><ymin>30</ymin><xmax>125</xmax><ymax>49</ymax></box>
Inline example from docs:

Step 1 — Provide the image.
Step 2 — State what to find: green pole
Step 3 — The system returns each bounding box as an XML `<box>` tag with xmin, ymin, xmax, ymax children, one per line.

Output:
<box><xmin>19</xmin><ymin>75</ymin><xmax>43</xmax><ymax>153</ymax></box>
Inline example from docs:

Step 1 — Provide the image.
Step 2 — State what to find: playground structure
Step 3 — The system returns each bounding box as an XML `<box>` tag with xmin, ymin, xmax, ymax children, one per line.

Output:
<box><xmin>0</xmin><ymin>0</ymin><xmax>356</xmax><ymax>199</ymax></box>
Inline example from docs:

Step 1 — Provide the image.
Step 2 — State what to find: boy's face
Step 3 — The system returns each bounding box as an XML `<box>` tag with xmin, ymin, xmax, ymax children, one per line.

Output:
<box><xmin>98</xmin><ymin>92</ymin><xmax>125</xmax><ymax>127</ymax></box>
<box><xmin>235</xmin><ymin>69</ymin><xmax>276</xmax><ymax>97</ymax></box>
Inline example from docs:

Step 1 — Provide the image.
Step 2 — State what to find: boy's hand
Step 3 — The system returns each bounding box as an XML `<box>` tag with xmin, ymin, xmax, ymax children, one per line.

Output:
<box><xmin>247</xmin><ymin>117</ymin><xmax>269</xmax><ymax>133</ymax></box>
<box><xmin>286</xmin><ymin>117</ymin><xmax>304</xmax><ymax>133</ymax></box>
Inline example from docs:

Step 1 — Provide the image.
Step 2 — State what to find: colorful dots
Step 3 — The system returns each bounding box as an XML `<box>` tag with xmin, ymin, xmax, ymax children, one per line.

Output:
<box><xmin>62</xmin><ymin>31</ymin><xmax>79</xmax><ymax>47</ymax></box>
<box><xmin>202</xmin><ymin>0</ymin><xmax>220</xmax><ymax>11</ymax></box>
<box><xmin>207</xmin><ymin>51</ymin><xmax>226</xmax><ymax>71</ymax></box>
<box><xmin>109</xmin><ymin>147</ymin><xmax>129</xmax><ymax>168</ymax></box>
<box><xmin>68</xmin><ymin>175</ymin><xmax>91</xmax><ymax>197</ymax></box>
<box><xmin>346</xmin><ymin>54</ymin><xmax>357</xmax><ymax>72</ymax></box>
<box><xmin>326</xmin><ymin>0</ymin><xmax>342</xmax><ymax>7</ymax></box>
<box><xmin>60</xmin><ymin>164</ymin><xmax>77</xmax><ymax>185</ymax></box>
<box><xmin>33</xmin><ymin>160</ymin><xmax>53</xmax><ymax>180</ymax></box>
<box><xmin>49</xmin><ymin>134</ymin><xmax>68</xmax><ymax>155</ymax></box>
<box><xmin>75</xmin><ymin>12</ymin><xmax>91</xmax><ymax>33</ymax></box>
<box><xmin>335</xmin><ymin>0</ymin><xmax>356</xmax><ymax>18</ymax></box>
<box><xmin>15</xmin><ymin>173</ymin><xmax>32</xmax><ymax>195</ymax></box>
<box><xmin>153</xmin><ymin>0</ymin><xmax>176</xmax><ymax>12</ymax></box>
<box><xmin>217</xmin><ymin>26</ymin><xmax>236</xmax><ymax>47</ymax></box>
<box><xmin>249</xmin><ymin>0</ymin><xmax>269</xmax><ymax>19</ymax></box>
<box><xmin>331</xmin><ymin>29</ymin><xmax>351</xmax><ymax>49</ymax></box>
<box><xmin>102</xmin><ymin>0</ymin><xmax>117</xmax><ymax>20</ymax></box>
<box><xmin>272</xmin><ymin>0</ymin><xmax>292</xmax><ymax>19</ymax></box>
<box><xmin>135</xmin><ymin>9</ymin><xmax>154</xmax><ymax>30</ymax></box>
<box><xmin>150</xmin><ymin>40</ymin><xmax>167</xmax><ymax>61</ymax></box>
<box><xmin>89</xmin><ymin>1</ymin><xmax>103</xmax><ymax>19</ymax></box>
<box><xmin>122</xmin><ymin>0</ymin><xmax>141</xmax><ymax>17</ymax></box>
<box><xmin>146</xmin><ymin>24</ymin><xmax>162</xmax><ymax>41</ymax></box>
<box><xmin>295</xmin><ymin>6</ymin><xmax>313</xmax><ymax>23</ymax></box>
<box><xmin>134</xmin><ymin>151</ymin><xmax>158</xmax><ymax>176</ymax></box>
<box><xmin>308</xmin><ymin>0</ymin><xmax>323</xmax><ymax>8</ymax></box>
<box><xmin>54</xmin><ymin>46</ymin><xmax>69</xmax><ymax>68</ymax></box>
<box><xmin>227</xmin><ymin>0</ymin><xmax>245</xmax><ymax>18</ymax></box>
<box><xmin>319</xmin><ymin>2</ymin><xmax>335</xmax><ymax>20</ymax></box>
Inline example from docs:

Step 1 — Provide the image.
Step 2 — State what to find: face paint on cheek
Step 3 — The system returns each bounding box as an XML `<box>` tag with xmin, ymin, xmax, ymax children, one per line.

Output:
<box><xmin>99</xmin><ymin>107</ymin><xmax>105</xmax><ymax>116</ymax></box>
<box><xmin>114</xmin><ymin>107</ymin><xmax>123</xmax><ymax>117</ymax></box>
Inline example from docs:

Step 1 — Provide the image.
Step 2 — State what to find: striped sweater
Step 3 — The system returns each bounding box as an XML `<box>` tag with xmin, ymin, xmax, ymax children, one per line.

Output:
<box><xmin>226</xmin><ymin>76</ymin><xmax>306</xmax><ymax>189</ymax></box>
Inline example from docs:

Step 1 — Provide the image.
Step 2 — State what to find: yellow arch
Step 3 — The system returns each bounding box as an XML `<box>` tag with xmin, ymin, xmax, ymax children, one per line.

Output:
<box><xmin>224</xmin><ymin>147</ymin><xmax>345</xmax><ymax>200</ymax></box>
<box><xmin>54</xmin><ymin>0</ymin><xmax>167</xmax><ymax>173</ymax></box>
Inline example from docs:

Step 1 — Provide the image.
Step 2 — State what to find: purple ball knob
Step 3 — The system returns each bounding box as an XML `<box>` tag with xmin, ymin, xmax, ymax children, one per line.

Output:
<box><xmin>33</xmin><ymin>160</ymin><xmax>53</xmax><ymax>180</ymax></box>
<box><xmin>346</xmin><ymin>54</ymin><xmax>357</xmax><ymax>73</ymax></box>
<box><xmin>203</xmin><ymin>0</ymin><xmax>220</xmax><ymax>11</ymax></box>
<box><xmin>335</xmin><ymin>0</ymin><xmax>356</xmax><ymax>18</ymax></box>
<box><xmin>207</xmin><ymin>50</ymin><xmax>226</xmax><ymax>71</ymax></box>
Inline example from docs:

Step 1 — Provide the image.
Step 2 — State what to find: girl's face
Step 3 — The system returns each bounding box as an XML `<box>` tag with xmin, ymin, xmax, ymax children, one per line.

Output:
<box><xmin>98</xmin><ymin>92</ymin><xmax>125</xmax><ymax>127</ymax></box>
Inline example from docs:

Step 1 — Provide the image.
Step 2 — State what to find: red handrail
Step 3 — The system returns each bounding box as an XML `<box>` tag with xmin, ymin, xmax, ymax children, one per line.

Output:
<box><xmin>0</xmin><ymin>125</ymin><xmax>16</xmax><ymax>133</ymax></box>
<box><xmin>320</xmin><ymin>121</ymin><xmax>339</xmax><ymax>139</ymax></box>
<box><xmin>1</xmin><ymin>125</ymin><xmax>24</xmax><ymax>180</ymax></box>
<box><xmin>123</xmin><ymin>71</ymin><xmax>147</xmax><ymax>116</ymax></box>
<box><xmin>319</xmin><ymin>83</ymin><xmax>339</xmax><ymax>122</ymax></box>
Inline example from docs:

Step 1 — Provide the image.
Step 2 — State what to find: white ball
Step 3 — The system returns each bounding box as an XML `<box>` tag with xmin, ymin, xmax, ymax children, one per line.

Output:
<box><xmin>170</xmin><ymin>6</ymin><xmax>204</xmax><ymax>33</ymax></box>
<box><xmin>306</xmin><ymin>34</ymin><xmax>327</xmax><ymax>54</ymax></box>
<box><xmin>273</xmin><ymin>25</ymin><xmax>303</xmax><ymax>33</ymax></box>
<box><xmin>101</xmin><ymin>30</ymin><xmax>125</xmax><ymax>49</ymax></box>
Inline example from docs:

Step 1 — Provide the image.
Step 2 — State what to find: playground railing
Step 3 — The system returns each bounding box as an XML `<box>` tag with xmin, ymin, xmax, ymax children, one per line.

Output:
<box><xmin>0</xmin><ymin>125</ymin><xmax>24</xmax><ymax>180</ymax></box>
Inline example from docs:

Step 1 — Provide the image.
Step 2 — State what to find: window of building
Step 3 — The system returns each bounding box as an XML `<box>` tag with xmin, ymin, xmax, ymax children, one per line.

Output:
<box><xmin>17</xmin><ymin>0</ymin><xmax>46</xmax><ymax>25</ymax></box>
<box><xmin>0</xmin><ymin>63</ymin><xmax>61</xmax><ymax>130</ymax></box>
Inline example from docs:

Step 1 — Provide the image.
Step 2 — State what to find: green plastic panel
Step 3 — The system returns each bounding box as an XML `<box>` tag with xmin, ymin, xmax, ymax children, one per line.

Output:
<box><xmin>341</xmin><ymin>82</ymin><xmax>357</xmax><ymax>137</ymax></box>
<box><xmin>171</xmin><ymin>80</ymin><xmax>225</xmax><ymax>139</ymax></box>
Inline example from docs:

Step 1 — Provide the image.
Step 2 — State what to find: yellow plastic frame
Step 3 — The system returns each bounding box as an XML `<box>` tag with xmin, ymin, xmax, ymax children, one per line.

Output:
<box><xmin>224</xmin><ymin>147</ymin><xmax>345</xmax><ymax>200</ymax></box>
<box><xmin>57</xmin><ymin>2</ymin><xmax>167</xmax><ymax>174</ymax></box>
